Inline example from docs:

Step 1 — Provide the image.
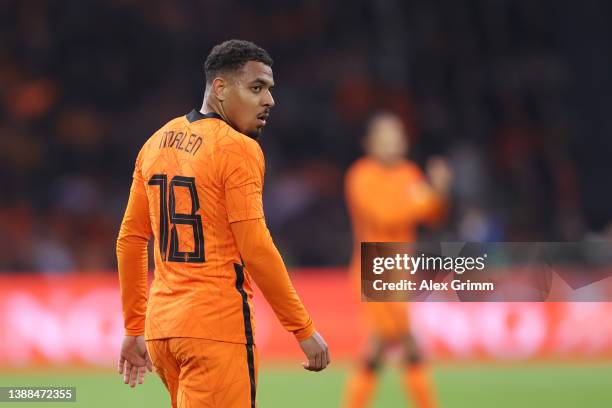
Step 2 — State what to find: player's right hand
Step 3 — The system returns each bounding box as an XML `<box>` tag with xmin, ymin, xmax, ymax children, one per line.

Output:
<box><xmin>426</xmin><ymin>156</ymin><xmax>453</xmax><ymax>195</ymax></box>
<box><xmin>299</xmin><ymin>331</ymin><xmax>330</xmax><ymax>372</ymax></box>
<box><xmin>118</xmin><ymin>335</ymin><xmax>153</xmax><ymax>388</ymax></box>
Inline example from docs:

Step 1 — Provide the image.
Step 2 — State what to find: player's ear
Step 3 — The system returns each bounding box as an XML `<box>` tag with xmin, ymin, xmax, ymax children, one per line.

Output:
<box><xmin>212</xmin><ymin>77</ymin><xmax>228</xmax><ymax>102</ymax></box>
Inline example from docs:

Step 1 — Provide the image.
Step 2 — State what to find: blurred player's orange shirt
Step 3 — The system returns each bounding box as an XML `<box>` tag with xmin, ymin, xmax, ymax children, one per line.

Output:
<box><xmin>117</xmin><ymin>110</ymin><xmax>313</xmax><ymax>344</ymax></box>
<box><xmin>345</xmin><ymin>157</ymin><xmax>447</xmax><ymax>279</ymax></box>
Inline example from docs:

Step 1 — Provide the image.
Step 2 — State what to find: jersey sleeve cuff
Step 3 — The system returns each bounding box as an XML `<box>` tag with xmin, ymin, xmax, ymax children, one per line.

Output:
<box><xmin>124</xmin><ymin>328</ymin><xmax>145</xmax><ymax>336</ymax></box>
<box><xmin>293</xmin><ymin>321</ymin><xmax>315</xmax><ymax>341</ymax></box>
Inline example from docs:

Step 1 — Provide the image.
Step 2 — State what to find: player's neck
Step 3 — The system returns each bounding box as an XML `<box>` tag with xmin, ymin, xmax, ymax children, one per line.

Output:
<box><xmin>371</xmin><ymin>156</ymin><xmax>403</xmax><ymax>168</ymax></box>
<box><xmin>200</xmin><ymin>100</ymin><xmax>248</xmax><ymax>139</ymax></box>
<box><xmin>200</xmin><ymin>100</ymin><xmax>222</xmax><ymax>119</ymax></box>
<box><xmin>200</xmin><ymin>100</ymin><xmax>234</xmax><ymax>129</ymax></box>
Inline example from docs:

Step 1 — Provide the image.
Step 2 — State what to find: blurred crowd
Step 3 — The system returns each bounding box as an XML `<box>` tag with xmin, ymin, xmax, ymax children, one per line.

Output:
<box><xmin>1</xmin><ymin>0</ymin><xmax>611</xmax><ymax>272</ymax></box>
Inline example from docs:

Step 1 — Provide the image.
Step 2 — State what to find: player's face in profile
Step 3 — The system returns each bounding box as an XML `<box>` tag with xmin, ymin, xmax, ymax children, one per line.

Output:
<box><xmin>225</xmin><ymin>61</ymin><xmax>275</xmax><ymax>139</ymax></box>
<box><xmin>366</xmin><ymin>115</ymin><xmax>409</xmax><ymax>165</ymax></box>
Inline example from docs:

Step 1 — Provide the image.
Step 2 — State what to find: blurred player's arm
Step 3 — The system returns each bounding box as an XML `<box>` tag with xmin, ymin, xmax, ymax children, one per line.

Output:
<box><xmin>413</xmin><ymin>156</ymin><xmax>452</xmax><ymax>226</ymax></box>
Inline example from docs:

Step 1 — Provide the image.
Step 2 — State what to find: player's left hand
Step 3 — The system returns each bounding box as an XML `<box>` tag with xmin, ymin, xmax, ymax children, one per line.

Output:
<box><xmin>118</xmin><ymin>335</ymin><xmax>153</xmax><ymax>388</ymax></box>
<box><xmin>299</xmin><ymin>331</ymin><xmax>330</xmax><ymax>372</ymax></box>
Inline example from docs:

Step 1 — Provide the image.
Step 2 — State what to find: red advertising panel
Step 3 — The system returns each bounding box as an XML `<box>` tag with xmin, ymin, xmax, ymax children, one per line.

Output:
<box><xmin>0</xmin><ymin>271</ymin><xmax>611</xmax><ymax>367</ymax></box>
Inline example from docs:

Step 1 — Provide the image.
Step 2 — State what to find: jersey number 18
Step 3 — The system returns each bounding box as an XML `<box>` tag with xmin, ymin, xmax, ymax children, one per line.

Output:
<box><xmin>148</xmin><ymin>174</ymin><xmax>205</xmax><ymax>263</ymax></box>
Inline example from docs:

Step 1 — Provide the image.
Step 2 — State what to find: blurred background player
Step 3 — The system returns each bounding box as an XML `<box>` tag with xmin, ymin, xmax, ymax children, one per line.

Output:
<box><xmin>116</xmin><ymin>40</ymin><xmax>330</xmax><ymax>407</ymax></box>
<box><xmin>342</xmin><ymin>112</ymin><xmax>452</xmax><ymax>408</ymax></box>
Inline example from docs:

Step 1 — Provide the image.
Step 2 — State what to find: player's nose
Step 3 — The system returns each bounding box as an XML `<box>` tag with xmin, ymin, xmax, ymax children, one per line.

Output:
<box><xmin>262</xmin><ymin>90</ymin><xmax>275</xmax><ymax>108</ymax></box>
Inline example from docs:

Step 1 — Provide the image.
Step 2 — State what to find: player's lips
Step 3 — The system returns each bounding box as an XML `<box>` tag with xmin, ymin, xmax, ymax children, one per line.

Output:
<box><xmin>256</xmin><ymin>112</ymin><xmax>269</xmax><ymax>127</ymax></box>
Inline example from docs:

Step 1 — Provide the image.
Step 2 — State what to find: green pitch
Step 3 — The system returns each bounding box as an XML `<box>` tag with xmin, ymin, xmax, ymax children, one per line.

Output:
<box><xmin>1</xmin><ymin>363</ymin><xmax>611</xmax><ymax>407</ymax></box>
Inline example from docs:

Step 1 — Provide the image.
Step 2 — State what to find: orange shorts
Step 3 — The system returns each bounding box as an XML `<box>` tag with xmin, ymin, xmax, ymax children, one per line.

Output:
<box><xmin>364</xmin><ymin>302</ymin><xmax>410</xmax><ymax>340</ymax></box>
<box><xmin>146</xmin><ymin>338</ymin><xmax>258</xmax><ymax>408</ymax></box>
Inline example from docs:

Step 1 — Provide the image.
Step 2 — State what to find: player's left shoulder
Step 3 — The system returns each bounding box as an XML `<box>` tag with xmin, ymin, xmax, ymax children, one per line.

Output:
<box><xmin>218</xmin><ymin>127</ymin><xmax>264</xmax><ymax>165</ymax></box>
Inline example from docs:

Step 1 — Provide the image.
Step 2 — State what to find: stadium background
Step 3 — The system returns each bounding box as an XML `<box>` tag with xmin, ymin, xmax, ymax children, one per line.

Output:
<box><xmin>1</xmin><ymin>0</ymin><xmax>612</xmax><ymax>407</ymax></box>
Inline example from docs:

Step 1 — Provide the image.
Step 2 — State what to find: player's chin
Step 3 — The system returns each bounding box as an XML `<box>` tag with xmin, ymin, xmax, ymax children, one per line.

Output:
<box><xmin>246</xmin><ymin>127</ymin><xmax>264</xmax><ymax>140</ymax></box>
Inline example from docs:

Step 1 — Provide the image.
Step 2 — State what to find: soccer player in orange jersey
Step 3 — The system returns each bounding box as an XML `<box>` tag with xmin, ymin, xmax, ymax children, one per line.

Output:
<box><xmin>342</xmin><ymin>112</ymin><xmax>452</xmax><ymax>408</ymax></box>
<box><xmin>116</xmin><ymin>40</ymin><xmax>330</xmax><ymax>408</ymax></box>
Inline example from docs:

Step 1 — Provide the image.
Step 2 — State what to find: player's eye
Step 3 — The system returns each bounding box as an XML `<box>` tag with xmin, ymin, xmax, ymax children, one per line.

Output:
<box><xmin>252</xmin><ymin>86</ymin><xmax>262</xmax><ymax>93</ymax></box>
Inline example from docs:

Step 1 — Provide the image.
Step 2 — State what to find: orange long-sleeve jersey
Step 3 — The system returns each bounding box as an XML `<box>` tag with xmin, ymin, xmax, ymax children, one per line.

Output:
<box><xmin>117</xmin><ymin>109</ymin><xmax>314</xmax><ymax>344</ymax></box>
<box><xmin>345</xmin><ymin>157</ymin><xmax>447</xmax><ymax>279</ymax></box>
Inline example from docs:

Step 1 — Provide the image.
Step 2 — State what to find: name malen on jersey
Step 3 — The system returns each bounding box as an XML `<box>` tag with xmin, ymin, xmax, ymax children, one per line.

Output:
<box><xmin>159</xmin><ymin>131</ymin><xmax>203</xmax><ymax>156</ymax></box>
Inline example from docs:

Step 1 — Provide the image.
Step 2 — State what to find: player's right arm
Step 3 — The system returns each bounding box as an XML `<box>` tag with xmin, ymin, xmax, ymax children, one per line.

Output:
<box><xmin>117</xmin><ymin>149</ymin><xmax>151</xmax><ymax>336</ymax></box>
<box><xmin>116</xmin><ymin>149</ymin><xmax>153</xmax><ymax>386</ymax></box>
<box><xmin>223</xmin><ymin>139</ymin><xmax>330</xmax><ymax>371</ymax></box>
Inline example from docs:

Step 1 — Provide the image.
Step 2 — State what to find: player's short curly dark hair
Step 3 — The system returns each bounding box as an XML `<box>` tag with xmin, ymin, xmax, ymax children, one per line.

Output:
<box><xmin>204</xmin><ymin>39</ymin><xmax>273</xmax><ymax>84</ymax></box>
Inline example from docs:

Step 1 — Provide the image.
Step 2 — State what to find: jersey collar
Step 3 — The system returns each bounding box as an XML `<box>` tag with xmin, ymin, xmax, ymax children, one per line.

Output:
<box><xmin>186</xmin><ymin>109</ymin><xmax>225</xmax><ymax>123</ymax></box>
